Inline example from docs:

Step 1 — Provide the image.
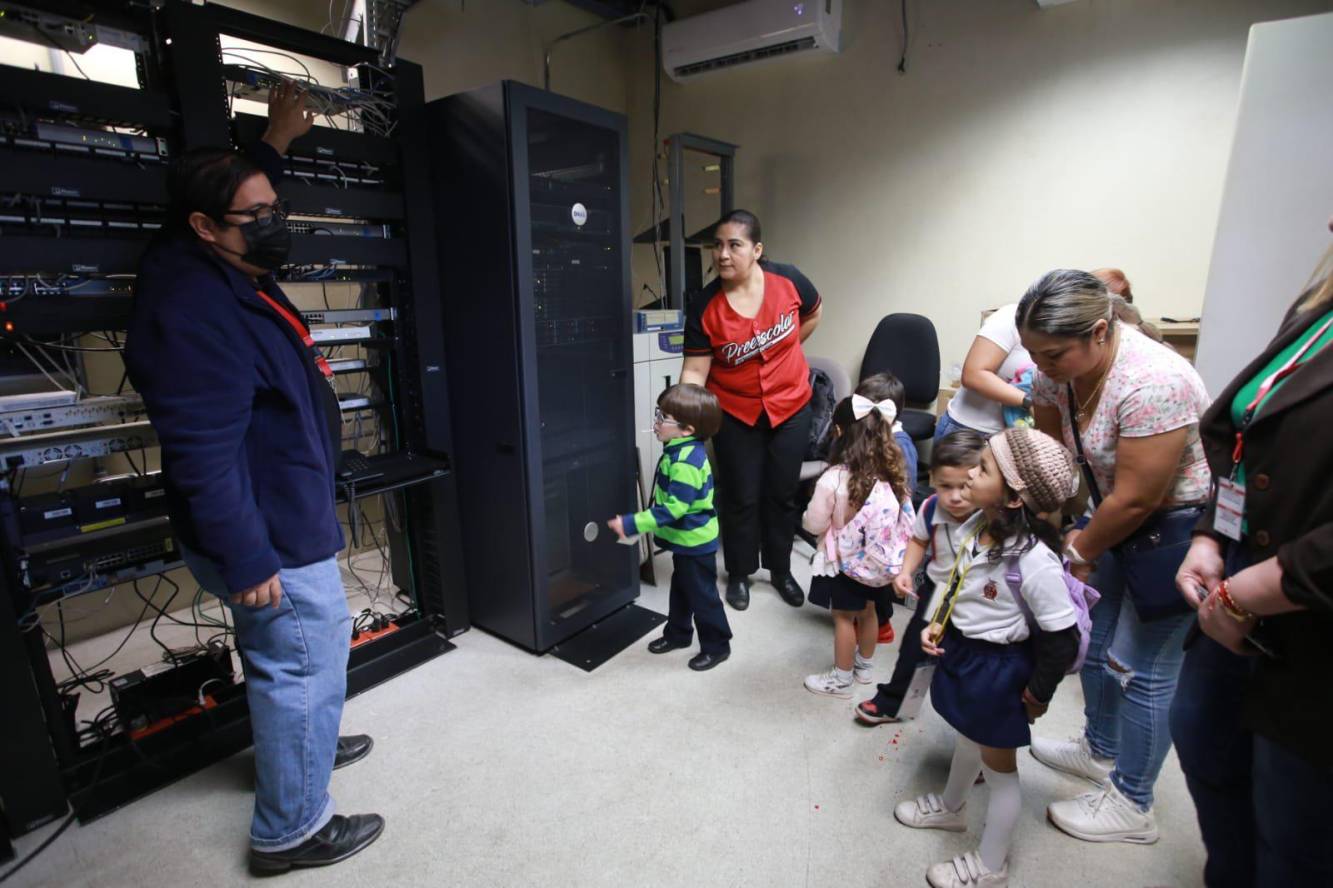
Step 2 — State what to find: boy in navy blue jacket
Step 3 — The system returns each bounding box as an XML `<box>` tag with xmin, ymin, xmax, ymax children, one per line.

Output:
<box><xmin>608</xmin><ymin>384</ymin><xmax>732</xmax><ymax>671</ymax></box>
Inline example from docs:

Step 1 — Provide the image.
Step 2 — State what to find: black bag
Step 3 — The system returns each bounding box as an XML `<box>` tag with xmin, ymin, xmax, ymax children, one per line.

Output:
<box><xmin>806</xmin><ymin>366</ymin><xmax>838</xmax><ymax>461</ymax></box>
<box><xmin>1067</xmin><ymin>384</ymin><xmax>1198</xmax><ymax>621</ymax></box>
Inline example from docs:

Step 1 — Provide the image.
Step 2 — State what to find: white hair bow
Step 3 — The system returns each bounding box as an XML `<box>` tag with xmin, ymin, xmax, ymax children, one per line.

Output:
<box><xmin>851</xmin><ymin>394</ymin><xmax>898</xmax><ymax>424</ymax></box>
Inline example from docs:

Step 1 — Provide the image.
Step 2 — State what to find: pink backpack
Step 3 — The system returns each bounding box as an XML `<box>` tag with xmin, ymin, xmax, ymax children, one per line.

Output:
<box><xmin>829</xmin><ymin>479</ymin><xmax>915</xmax><ymax>588</ymax></box>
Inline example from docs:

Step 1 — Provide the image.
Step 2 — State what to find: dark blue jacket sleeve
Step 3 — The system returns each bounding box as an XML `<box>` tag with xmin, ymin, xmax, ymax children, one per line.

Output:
<box><xmin>245</xmin><ymin>140</ymin><xmax>285</xmax><ymax>186</ymax></box>
<box><xmin>126</xmin><ymin>262</ymin><xmax>281</xmax><ymax>594</ymax></box>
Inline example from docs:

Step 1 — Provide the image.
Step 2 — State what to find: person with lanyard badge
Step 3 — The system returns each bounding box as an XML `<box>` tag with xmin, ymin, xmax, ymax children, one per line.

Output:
<box><xmin>1017</xmin><ymin>269</ymin><xmax>1213</xmax><ymax>845</ymax></box>
<box><xmin>125</xmin><ymin>83</ymin><xmax>382</xmax><ymax>874</ymax></box>
<box><xmin>1170</xmin><ymin>224</ymin><xmax>1333</xmax><ymax>887</ymax></box>
<box><xmin>681</xmin><ymin>209</ymin><xmax>823</xmax><ymax>611</ymax></box>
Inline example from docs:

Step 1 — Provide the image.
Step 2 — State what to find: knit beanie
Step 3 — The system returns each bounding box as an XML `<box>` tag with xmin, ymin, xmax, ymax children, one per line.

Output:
<box><xmin>988</xmin><ymin>428</ymin><xmax>1079</xmax><ymax>513</ymax></box>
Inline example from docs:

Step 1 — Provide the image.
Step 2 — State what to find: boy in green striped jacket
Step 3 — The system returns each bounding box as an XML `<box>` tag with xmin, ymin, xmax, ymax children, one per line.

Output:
<box><xmin>607</xmin><ymin>383</ymin><xmax>732</xmax><ymax>671</ymax></box>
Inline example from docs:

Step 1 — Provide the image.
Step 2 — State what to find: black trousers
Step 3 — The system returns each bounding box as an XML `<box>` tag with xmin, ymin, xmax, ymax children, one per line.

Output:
<box><xmin>873</xmin><ymin>578</ymin><xmax>935</xmax><ymax>716</ymax></box>
<box><xmin>663</xmin><ymin>552</ymin><xmax>732</xmax><ymax>655</ymax></box>
<box><xmin>712</xmin><ymin>402</ymin><xmax>812</xmax><ymax>579</ymax></box>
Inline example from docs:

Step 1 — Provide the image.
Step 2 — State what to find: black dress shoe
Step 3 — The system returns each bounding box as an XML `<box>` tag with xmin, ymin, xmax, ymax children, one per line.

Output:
<box><xmin>688</xmin><ymin>651</ymin><xmax>730</xmax><ymax>671</ymax></box>
<box><xmin>333</xmin><ymin>734</ymin><xmax>374</xmax><ymax>770</ymax></box>
<box><xmin>725</xmin><ymin>576</ymin><xmax>751</xmax><ymax>611</ymax></box>
<box><xmin>647</xmin><ymin>636</ymin><xmax>690</xmax><ymax>654</ymax></box>
<box><xmin>774</xmin><ymin>573</ymin><xmax>805</xmax><ymax>607</ymax></box>
<box><xmin>249</xmin><ymin>813</ymin><xmax>385</xmax><ymax>875</ymax></box>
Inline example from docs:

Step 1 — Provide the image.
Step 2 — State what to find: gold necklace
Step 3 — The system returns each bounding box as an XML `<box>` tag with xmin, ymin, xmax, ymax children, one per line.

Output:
<box><xmin>1074</xmin><ymin>329</ymin><xmax>1119</xmax><ymax>425</ymax></box>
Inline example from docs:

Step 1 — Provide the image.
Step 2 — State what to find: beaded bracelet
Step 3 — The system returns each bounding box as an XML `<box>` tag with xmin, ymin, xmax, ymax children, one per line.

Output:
<box><xmin>1216</xmin><ymin>579</ymin><xmax>1253</xmax><ymax>622</ymax></box>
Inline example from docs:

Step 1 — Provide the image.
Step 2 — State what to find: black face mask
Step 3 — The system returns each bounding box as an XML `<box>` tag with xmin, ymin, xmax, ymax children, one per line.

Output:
<box><xmin>211</xmin><ymin>215</ymin><xmax>292</xmax><ymax>271</ymax></box>
<box><xmin>231</xmin><ymin>216</ymin><xmax>292</xmax><ymax>270</ymax></box>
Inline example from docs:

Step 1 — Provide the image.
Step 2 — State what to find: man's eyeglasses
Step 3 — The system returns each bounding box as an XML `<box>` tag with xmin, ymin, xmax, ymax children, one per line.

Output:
<box><xmin>222</xmin><ymin>200</ymin><xmax>289</xmax><ymax>227</ymax></box>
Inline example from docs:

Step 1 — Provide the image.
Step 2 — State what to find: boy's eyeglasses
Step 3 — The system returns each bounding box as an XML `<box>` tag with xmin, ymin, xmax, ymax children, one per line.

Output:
<box><xmin>653</xmin><ymin>409</ymin><xmax>680</xmax><ymax>426</ymax></box>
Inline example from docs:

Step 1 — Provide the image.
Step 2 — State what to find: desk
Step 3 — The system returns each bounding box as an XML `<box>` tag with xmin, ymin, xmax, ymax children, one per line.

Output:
<box><xmin>1148</xmin><ymin>319</ymin><xmax>1200</xmax><ymax>363</ymax></box>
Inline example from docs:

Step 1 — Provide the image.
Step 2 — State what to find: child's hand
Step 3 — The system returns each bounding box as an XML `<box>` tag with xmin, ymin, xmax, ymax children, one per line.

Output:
<box><xmin>1022</xmin><ymin>689</ymin><xmax>1049</xmax><ymax>724</ymax></box>
<box><xmin>892</xmin><ymin>572</ymin><xmax>915</xmax><ymax>601</ymax></box>
<box><xmin>921</xmin><ymin>623</ymin><xmax>945</xmax><ymax>657</ymax></box>
<box><xmin>606</xmin><ymin>516</ymin><xmax>627</xmax><ymax>540</ymax></box>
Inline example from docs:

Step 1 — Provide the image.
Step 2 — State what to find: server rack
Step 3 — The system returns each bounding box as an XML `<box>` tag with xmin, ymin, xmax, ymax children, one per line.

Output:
<box><xmin>424</xmin><ymin>82</ymin><xmax>638</xmax><ymax>653</ymax></box>
<box><xmin>0</xmin><ymin>1</ymin><xmax>468</xmax><ymax>839</ymax></box>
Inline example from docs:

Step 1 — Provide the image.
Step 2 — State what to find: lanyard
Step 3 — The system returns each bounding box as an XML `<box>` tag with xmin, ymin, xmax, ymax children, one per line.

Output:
<box><xmin>1231</xmin><ymin>315</ymin><xmax>1333</xmax><ymax>473</ymax></box>
<box><xmin>929</xmin><ymin>523</ymin><xmax>985</xmax><ymax>632</ymax></box>
<box><xmin>255</xmin><ymin>290</ymin><xmax>335</xmax><ymax>381</ymax></box>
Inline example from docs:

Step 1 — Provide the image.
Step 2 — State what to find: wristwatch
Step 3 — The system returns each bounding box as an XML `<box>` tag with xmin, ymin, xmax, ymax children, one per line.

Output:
<box><xmin>1021</xmin><ymin>393</ymin><xmax>1034</xmax><ymax>413</ymax></box>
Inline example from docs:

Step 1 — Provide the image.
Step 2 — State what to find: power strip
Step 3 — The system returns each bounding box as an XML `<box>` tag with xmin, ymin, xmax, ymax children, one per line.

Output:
<box><xmin>350</xmin><ymin>620</ymin><xmax>400</xmax><ymax>650</ymax></box>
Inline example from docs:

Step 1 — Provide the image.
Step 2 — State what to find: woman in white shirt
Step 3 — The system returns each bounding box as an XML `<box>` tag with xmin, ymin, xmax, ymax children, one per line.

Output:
<box><xmin>936</xmin><ymin>304</ymin><xmax>1033</xmax><ymax>443</ymax></box>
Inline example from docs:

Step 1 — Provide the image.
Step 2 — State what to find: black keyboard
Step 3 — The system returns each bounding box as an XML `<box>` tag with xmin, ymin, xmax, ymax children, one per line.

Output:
<box><xmin>337</xmin><ymin>450</ymin><xmax>449</xmax><ymax>491</ymax></box>
<box><xmin>338</xmin><ymin>451</ymin><xmax>376</xmax><ymax>480</ymax></box>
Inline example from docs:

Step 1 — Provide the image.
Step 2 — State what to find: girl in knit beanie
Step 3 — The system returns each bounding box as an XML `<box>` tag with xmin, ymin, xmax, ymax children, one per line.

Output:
<box><xmin>893</xmin><ymin>428</ymin><xmax>1083</xmax><ymax>888</ymax></box>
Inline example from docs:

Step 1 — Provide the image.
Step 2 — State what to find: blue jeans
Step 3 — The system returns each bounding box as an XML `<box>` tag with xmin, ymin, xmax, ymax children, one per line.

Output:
<box><xmin>182</xmin><ymin>549</ymin><xmax>351</xmax><ymax>851</ymax></box>
<box><xmin>1080</xmin><ymin>550</ymin><xmax>1191</xmax><ymax>809</ymax></box>
<box><xmin>1170</xmin><ymin>550</ymin><xmax>1333</xmax><ymax>886</ymax></box>
<box><xmin>931</xmin><ymin>410</ymin><xmax>983</xmax><ymax>449</ymax></box>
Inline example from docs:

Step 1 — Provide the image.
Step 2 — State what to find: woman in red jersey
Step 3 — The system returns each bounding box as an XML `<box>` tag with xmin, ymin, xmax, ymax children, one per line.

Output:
<box><xmin>681</xmin><ymin>210</ymin><xmax>823</xmax><ymax>611</ymax></box>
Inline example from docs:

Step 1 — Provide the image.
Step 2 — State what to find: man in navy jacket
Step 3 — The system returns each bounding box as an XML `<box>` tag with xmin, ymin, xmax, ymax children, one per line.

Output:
<box><xmin>125</xmin><ymin>84</ymin><xmax>382</xmax><ymax>874</ymax></box>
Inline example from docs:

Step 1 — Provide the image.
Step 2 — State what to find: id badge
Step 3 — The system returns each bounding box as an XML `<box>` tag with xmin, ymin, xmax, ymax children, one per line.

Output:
<box><xmin>897</xmin><ymin>663</ymin><xmax>936</xmax><ymax>720</ymax></box>
<box><xmin>1214</xmin><ymin>477</ymin><xmax>1245</xmax><ymax>542</ymax></box>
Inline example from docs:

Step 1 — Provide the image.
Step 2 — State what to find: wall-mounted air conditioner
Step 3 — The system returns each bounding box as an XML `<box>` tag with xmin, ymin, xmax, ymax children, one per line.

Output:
<box><xmin>662</xmin><ymin>0</ymin><xmax>843</xmax><ymax>83</ymax></box>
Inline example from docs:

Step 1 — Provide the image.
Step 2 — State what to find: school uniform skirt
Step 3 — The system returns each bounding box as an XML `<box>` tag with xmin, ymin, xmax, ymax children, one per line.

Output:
<box><xmin>930</xmin><ymin>626</ymin><xmax>1035</xmax><ymax>749</ymax></box>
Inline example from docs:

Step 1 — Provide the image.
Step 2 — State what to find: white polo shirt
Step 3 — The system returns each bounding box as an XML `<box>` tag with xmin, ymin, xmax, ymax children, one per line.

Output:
<box><xmin>925</xmin><ymin>513</ymin><xmax>1077</xmax><ymax>644</ymax></box>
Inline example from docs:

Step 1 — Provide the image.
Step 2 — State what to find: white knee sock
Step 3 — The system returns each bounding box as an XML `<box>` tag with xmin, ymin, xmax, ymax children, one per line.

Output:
<box><xmin>941</xmin><ymin>736</ymin><xmax>982</xmax><ymax>812</ymax></box>
<box><xmin>978</xmin><ymin>763</ymin><xmax>1021</xmax><ymax>873</ymax></box>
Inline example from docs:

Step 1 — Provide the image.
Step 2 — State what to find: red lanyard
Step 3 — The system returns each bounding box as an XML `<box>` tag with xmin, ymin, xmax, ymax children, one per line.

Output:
<box><xmin>1231</xmin><ymin>315</ymin><xmax>1333</xmax><ymax>468</ymax></box>
<box><xmin>255</xmin><ymin>290</ymin><xmax>334</xmax><ymax>381</ymax></box>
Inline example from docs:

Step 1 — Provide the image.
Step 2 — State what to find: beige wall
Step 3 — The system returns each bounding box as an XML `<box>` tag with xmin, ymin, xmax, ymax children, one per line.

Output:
<box><xmin>622</xmin><ymin>0</ymin><xmax>1333</xmax><ymax>382</ymax></box>
<box><xmin>396</xmin><ymin>0</ymin><xmax>633</xmax><ymax>109</ymax></box>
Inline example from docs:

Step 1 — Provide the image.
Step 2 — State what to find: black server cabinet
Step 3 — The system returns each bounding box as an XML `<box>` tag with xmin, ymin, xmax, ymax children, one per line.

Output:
<box><xmin>425</xmin><ymin>82</ymin><xmax>637</xmax><ymax>652</ymax></box>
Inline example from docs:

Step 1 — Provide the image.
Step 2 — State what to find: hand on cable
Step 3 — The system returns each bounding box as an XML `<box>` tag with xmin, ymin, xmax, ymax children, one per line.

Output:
<box><xmin>232</xmin><ymin>572</ymin><xmax>283</xmax><ymax>610</ymax></box>
<box><xmin>1176</xmin><ymin>534</ymin><xmax>1225</xmax><ymax>611</ymax></box>
<box><xmin>262</xmin><ymin>80</ymin><xmax>315</xmax><ymax>155</ymax></box>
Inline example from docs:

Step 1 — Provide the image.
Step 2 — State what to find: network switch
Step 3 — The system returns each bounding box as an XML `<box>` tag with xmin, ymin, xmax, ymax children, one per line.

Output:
<box><xmin>0</xmin><ymin>420</ymin><xmax>157</xmax><ymax>469</ymax></box>
<box><xmin>0</xmin><ymin>390</ymin><xmax>77</xmax><ymax>413</ymax></box>
<box><xmin>286</xmin><ymin>220</ymin><xmax>392</xmax><ymax>238</ymax></box>
<box><xmin>301</xmin><ymin>308</ymin><xmax>395</xmax><ymax>325</ymax></box>
<box><xmin>0</xmin><ymin>394</ymin><xmax>144</xmax><ymax>435</ymax></box>
<box><xmin>222</xmin><ymin>65</ymin><xmax>374</xmax><ymax>115</ymax></box>
<box><xmin>310</xmin><ymin>325</ymin><xmax>371</xmax><ymax>343</ymax></box>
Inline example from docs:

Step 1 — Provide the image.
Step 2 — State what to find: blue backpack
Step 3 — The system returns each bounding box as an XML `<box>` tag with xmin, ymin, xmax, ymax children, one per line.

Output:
<box><xmin>1003</xmin><ymin>555</ymin><xmax>1099</xmax><ymax>675</ymax></box>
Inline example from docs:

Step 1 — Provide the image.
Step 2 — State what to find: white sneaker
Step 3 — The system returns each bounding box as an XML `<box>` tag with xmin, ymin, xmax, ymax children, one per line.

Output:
<box><xmin>1047</xmin><ymin>780</ymin><xmax>1160</xmax><ymax>844</ymax></box>
<box><xmin>893</xmin><ymin>793</ymin><xmax>967</xmax><ymax>832</ymax></box>
<box><xmin>803</xmin><ymin>668</ymin><xmax>853</xmax><ymax>698</ymax></box>
<box><xmin>853</xmin><ymin>658</ymin><xmax>874</xmax><ymax>684</ymax></box>
<box><xmin>926</xmin><ymin>850</ymin><xmax>1008</xmax><ymax>888</ymax></box>
<box><xmin>1030</xmin><ymin>733</ymin><xmax>1114</xmax><ymax>785</ymax></box>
